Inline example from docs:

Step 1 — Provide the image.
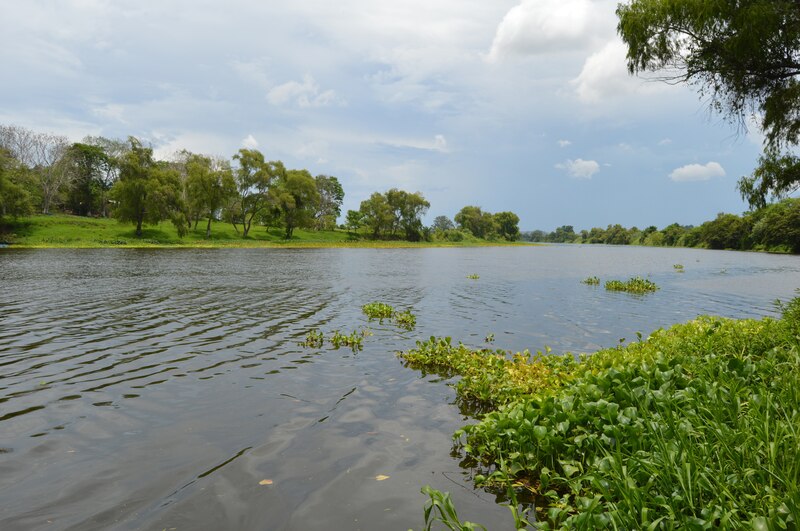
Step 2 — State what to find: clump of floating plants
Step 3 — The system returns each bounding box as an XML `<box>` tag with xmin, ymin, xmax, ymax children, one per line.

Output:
<box><xmin>362</xmin><ymin>302</ymin><xmax>417</xmax><ymax>330</ymax></box>
<box><xmin>301</xmin><ymin>329</ymin><xmax>324</xmax><ymax>348</ymax></box>
<box><xmin>362</xmin><ymin>302</ymin><xmax>394</xmax><ymax>320</ymax></box>
<box><xmin>467</xmin><ymin>273</ymin><xmax>480</xmax><ymax>280</ymax></box>
<box><xmin>605</xmin><ymin>276</ymin><xmax>659</xmax><ymax>294</ymax></box>
<box><xmin>581</xmin><ymin>276</ymin><xmax>600</xmax><ymax>285</ymax></box>
<box><xmin>330</xmin><ymin>330</ymin><xmax>364</xmax><ymax>351</ymax></box>
<box><xmin>673</xmin><ymin>263</ymin><xmax>685</xmax><ymax>272</ymax></box>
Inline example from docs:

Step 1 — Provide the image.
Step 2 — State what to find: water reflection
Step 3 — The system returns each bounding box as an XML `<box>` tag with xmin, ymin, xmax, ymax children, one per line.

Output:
<box><xmin>0</xmin><ymin>246</ymin><xmax>798</xmax><ymax>529</ymax></box>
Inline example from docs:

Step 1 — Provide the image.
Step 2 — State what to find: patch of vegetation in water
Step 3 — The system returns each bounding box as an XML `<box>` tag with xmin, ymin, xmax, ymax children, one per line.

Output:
<box><xmin>402</xmin><ymin>300</ymin><xmax>800</xmax><ymax>529</ymax></box>
<box><xmin>581</xmin><ymin>276</ymin><xmax>600</xmax><ymax>285</ymax></box>
<box><xmin>674</xmin><ymin>263</ymin><xmax>685</xmax><ymax>272</ymax></box>
<box><xmin>467</xmin><ymin>273</ymin><xmax>480</xmax><ymax>280</ymax></box>
<box><xmin>362</xmin><ymin>302</ymin><xmax>394</xmax><ymax>320</ymax></box>
<box><xmin>329</xmin><ymin>330</ymin><xmax>364</xmax><ymax>351</ymax></box>
<box><xmin>300</xmin><ymin>329</ymin><xmax>324</xmax><ymax>348</ymax></box>
<box><xmin>394</xmin><ymin>309</ymin><xmax>416</xmax><ymax>330</ymax></box>
<box><xmin>604</xmin><ymin>276</ymin><xmax>659</xmax><ymax>293</ymax></box>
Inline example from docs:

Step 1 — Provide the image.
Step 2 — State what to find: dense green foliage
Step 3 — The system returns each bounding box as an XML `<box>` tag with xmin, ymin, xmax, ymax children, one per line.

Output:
<box><xmin>604</xmin><ymin>276</ymin><xmax>659</xmax><ymax>294</ymax></box>
<box><xmin>453</xmin><ymin>206</ymin><xmax>520</xmax><ymax>241</ymax></box>
<box><xmin>524</xmin><ymin>198</ymin><xmax>800</xmax><ymax>253</ymax></box>
<box><xmin>617</xmin><ymin>0</ymin><xmax>800</xmax><ymax>208</ymax></box>
<box><xmin>402</xmin><ymin>301</ymin><xmax>800</xmax><ymax>529</ymax></box>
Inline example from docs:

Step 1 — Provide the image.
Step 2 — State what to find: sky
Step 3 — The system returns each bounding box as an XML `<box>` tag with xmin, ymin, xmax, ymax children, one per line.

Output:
<box><xmin>0</xmin><ymin>0</ymin><xmax>766</xmax><ymax>231</ymax></box>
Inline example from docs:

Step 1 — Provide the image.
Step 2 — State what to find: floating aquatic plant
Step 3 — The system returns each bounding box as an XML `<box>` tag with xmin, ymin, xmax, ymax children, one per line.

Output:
<box><xmin>300</xmin><ymin>329</ymin><xmax>324</xmax><ymax>348</ymax></box>
<box><xmin>330</xmin><ymin>330</ymin><xmax>364</xmax><ymax>351</ymax></box>
<box><xmin>604</xmin><ymin>276</ymin><xmax>659</xmax><ymax>293</ymax></box>
<box><xmin>394</xmin><ymin>309</ymin><xmax>416</xmax><ymax>330</ymax></box>
<box><xmin>362</xmin><ymin>302</ymin><xmax>394</xmax><ymax>320</ymax></box>
<box><xmin>467</xmin><ymin>274</ymin><xmax>480</xmax><ymax>280</ymax></box>
<box><xmin>581</xmin><ymin>276</ymin><xmax>600</xmax><ymax>285</ymax></box>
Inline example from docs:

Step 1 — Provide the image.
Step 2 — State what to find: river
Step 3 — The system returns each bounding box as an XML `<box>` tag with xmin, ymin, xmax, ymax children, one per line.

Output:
<box><xmin>1</xmin><ymin>245</ymin><xmax>798</xmax><ymax>530</ymax></box>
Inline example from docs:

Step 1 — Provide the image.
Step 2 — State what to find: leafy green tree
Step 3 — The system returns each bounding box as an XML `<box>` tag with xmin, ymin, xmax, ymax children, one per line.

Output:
<box><xmin>64</xmin><ymin>143</ymin><xmax>113</xmax><ymax>216</ymax></box>
<box><xmin>617</xmin><ymin>0</ymin><xmax>800</xmax><ymax>207</ymax></box>
<box><xmin>752</xmin><ymin>198</ymin><xmax>800</xmax><ymax>252</ymax></box>
<box><xmin>699</xmin><ymin>213</ymin><xmax>751</xmax><ymax>250</ymax></box>
<box><xmin>604</xmin><ymin>224</ymin><xmax>630</xmax><ymax>245</ymax></box>
<box><xmin>345</xmin><ymin>209</ymin><xmax>365</xmax><ymax>235</ymax></box>
<box><xmin>662</xmin><ymin>223</ymin><xmax>688</xmax><ymax>247</ymax></box>
<box><xmin>359</xmin><ymin>192</ymin><xmax>394</xmax><ymax>238</ymax></box>
<box><xmin>432</xmin><ymin>215</ymin><xmax>455</xmax><ymax>232</ymax></box>
<box><xmin>186</xmin><ymin>154</ymin><xmax>235</xmax><ymax>238</ymax></box>
<box><xmin>493</xmin><ymin>211</ymin><xmax>520</xmax><ymax>241</ymax></box>
<box><xmin>110</xmin><ymin>138</ymin><xmax>186</xmax><ymax>237</ymax></box>
<box><xmin>0</xmin><ymin>148</ymin><xmax>32</xmax><ymax>221</ymax></box>
<box><xmin>313</xmin><ymin>175</ymin><xmax>344</xmax><ymax>230</ymax></box>
<box><xmin>274</xmin><ymin>169</ymin><xmax>320</xmax><ymax>239</ymax></box>
<box><xmin>455</xmin><ymin>206</ymin><xmax>497</xmax><ymax>239</ymax></box>
<box><xmin>230</xmin><ymin>149</ymin><xmax>276</xmax><ymax>238</ymax></box>
<box><xmin>385</xmin><ymin>188</ymin><xmax>430</xmax><ymax>241</ymax></box>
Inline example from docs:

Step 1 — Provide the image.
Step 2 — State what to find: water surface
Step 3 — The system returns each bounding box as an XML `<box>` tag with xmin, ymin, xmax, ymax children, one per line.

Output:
<box><xmin>1</xmin><ymin>245</ymin><xmax>798</xmax><ymax>530</ymax></box>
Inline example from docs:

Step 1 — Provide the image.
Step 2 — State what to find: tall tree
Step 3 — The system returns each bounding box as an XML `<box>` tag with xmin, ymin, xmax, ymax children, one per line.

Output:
<box><xmin>455</xmin><ymin>206</ymin><xmax>497</xmax><ymax>239</ymax></box>
<box><xmin>230</xmin><ymin>149</ymin><xmax>276</xmax><ymax>238</ymax></box>
<box><xmin>313</xmin><ymin>174</ymin><xmax>344</xmax><ymax>230</ymax></box>
<box><xmin>185</xmin><ymin>154</ymin><xmax>235</xmax><ymax>238</ymax></box>
<box><xmin>0</xmin><ymin>148</ymin><xmax>32</xmax><ymax>222</ymax></box>
<box><xmin>359</xmin><ymin>192</ymin><xmax>394</xmax><ymax>238</ymax></box>
<box><xmin>617</xmin><ymin>0</ymin><xmax>800</xmax><ymax>207</ymax></box>
<box><xmin>274</xmin><ymin>169</ymin><xmax>320</xmax><ymax>239</ymax></box>
<box><xmin>110</xmin><ymin>138</ymin><xmax>185</xmax><ymax>237</ymax></box>
<box><xmin>493</xmin><ymin>211</ymin><xmax>520</xmax><ymax>241</ymax></box>
<box><xmin>64</xmin><ymin>143</ymin><xmax>112</xmax><ymax>216</ymax></box>
<box><xmin>432</xmin><ymin>215</ymin><xmax>455</xmax><ymax>232</ymax></box>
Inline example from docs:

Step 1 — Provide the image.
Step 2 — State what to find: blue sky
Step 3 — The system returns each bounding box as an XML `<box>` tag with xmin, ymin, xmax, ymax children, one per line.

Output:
<box><xmin>0</xmin><ymin>0</ymin><xmax>764</xmax><ymax>230</ymax></box>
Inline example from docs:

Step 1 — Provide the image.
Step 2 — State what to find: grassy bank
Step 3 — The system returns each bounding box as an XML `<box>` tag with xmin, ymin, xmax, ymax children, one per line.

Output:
<box><xmin>0</xmin><ymin>215</ymin><xmax>526</xmax><ymax>248</ymax></box>
<box><xmin>402</xmin><ymin>302</ymin><xmax>800</xmax><ymax>529</ymax></box>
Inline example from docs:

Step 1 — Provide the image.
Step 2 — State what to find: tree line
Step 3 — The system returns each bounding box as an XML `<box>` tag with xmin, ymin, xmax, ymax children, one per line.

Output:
<box><xmin>524</xmin><ymin>198</ymin><xmax>800</xmax><ymax>253</ymax></box>
<box><xmin>0</xmin><ymin>124</ymin><xmax>520</xmax><ymax>242</ymax></box>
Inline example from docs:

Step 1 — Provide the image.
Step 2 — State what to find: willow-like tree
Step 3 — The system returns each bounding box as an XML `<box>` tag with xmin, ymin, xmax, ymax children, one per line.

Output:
<box><xmin>186</xmin><ymin>154</ymin><xmax>235</xmax><ymax>238</ymax></box>
<box><xmin>617</xmin><ymin>0</ymin><xmax>800</xmax><ymax>207</ymax></box>
<box><xmin>0</xmin><ymin>148</ymin><xmax>32</xmax><ymax>221</ymax></box>
<box><xmin>110</xmin><ymin>138</ymin><xmax>186</xmax><ymax>237</ymax></box>
<box><xmin>313</xmin><ymin>174</ymin><xmax>344</xmax><ymax>230</ymax></box>
<box><xmin>274</xmin><ymin>169</ymin><xmax>320</xmax><ymax>239</ymax></box>
<box><xmin>229</xmin><ymin>149</ymin><xmax>276</xmax><ymax>238</ymax></box>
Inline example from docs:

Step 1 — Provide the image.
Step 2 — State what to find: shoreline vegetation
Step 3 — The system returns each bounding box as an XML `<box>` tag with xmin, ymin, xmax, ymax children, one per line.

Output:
<box><xmin>402</xmin><ymin>300</ymin><xmax>800</xmax><ymax>529</ymax></box>
<box><xmin>0</xmin><ymin>214</ymin><xmax>530</xmax><ymax>249</ymax></box>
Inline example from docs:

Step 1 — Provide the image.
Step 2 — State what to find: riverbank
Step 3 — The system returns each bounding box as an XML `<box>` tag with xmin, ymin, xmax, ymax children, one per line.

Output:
<box><xmin>401</xmin><ymin>301</ymin><xmax>800</xmax><ymax>529</ymax></box>
<box><xmin>0</xmin><ymin>215</ymin><xmax>530</xmax><ymax>249</ymax></box>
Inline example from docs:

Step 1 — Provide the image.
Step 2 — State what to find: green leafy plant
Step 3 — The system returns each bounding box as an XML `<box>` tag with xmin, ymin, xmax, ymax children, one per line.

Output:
<box><xmin>420</xmin><ymin>486</ymin><xmax>487</xmax><ymax>531</ymax></box>
<box><xmin>673</xmin><ymin>263</ymin><xmax>685</xmax><ymax>272</ymax></box>
<box><xmin>394</xmin><ymin>309</ymin><xmax>416</xmax><ymax>330</ymax></box>
<box><xmin>300</xmin><ymin>329</ymin><xmax>324</xmax><ymax>348</ymax></box>
<box><xmin>467</xmin><ymin>274</ymin><xmax>480</xmax><ymax>280</ymax></box>
<box><xmin>604</xmin><ymin>276</ymin><xmax>659</xmax><ymax>293</ymax></box>
<box><xmin>329</xmin><ymin>330</ymin><xmax>364</xmax><ymax>351</ymax></box>
<box><xmin>362</xmin><ymin>302</ymin><xmax>394</xmax><ymax>320</ymax></box>
<box><xmin>581</xmin><ymin>276</ymin><xmax>600</xmax><ymax>285</ymax></box>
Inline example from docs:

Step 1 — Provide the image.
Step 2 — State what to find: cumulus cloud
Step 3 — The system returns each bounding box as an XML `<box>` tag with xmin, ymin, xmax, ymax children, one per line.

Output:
<box><xmin>572</xmin><ymin>40</ymin><xmax>631</xmax><ymax>103</ymax></box>
<box><xmin>266</xmin><ymin>75</ymin><xmax>344</xmax><ymax>108</ymax></box>
<box><xmin>669</xmin><ymin>162</ymin><xmax>726</xmax><ymax>182</ymax></box>
<box><xmin>556</xmin><ymin>158</ymin><xmax>600</xmax><ymax>179</ymax></box>
<box><xmin>557</xmin><ymin>139</ymin><xmax>571</xmax><ymax>147</ymax></box>
<box><xmin>488</xmin><ymin>0</ymin><xmax>595</xmax><ymax>60</ymax></box>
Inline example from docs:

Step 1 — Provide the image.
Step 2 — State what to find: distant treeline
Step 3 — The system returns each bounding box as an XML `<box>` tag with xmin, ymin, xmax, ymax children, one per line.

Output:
<box><xmin>523</xmin><ymin>199</ymin><xmax>800</xmax><ymax>253</ymax></box>
<box><xmin>0</xmin><ymin>124</ymin><xmax>519</xmax><ymax>242</ymax></box>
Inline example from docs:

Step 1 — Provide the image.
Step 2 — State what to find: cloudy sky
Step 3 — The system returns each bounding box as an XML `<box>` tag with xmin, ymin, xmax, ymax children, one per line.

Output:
<box><xmin>0</xmin><ymin>0</ymin><xmax>765</xmax><ymax>230</ymax></box>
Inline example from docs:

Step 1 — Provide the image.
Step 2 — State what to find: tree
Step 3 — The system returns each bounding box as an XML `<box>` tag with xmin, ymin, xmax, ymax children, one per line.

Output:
<box><xmin>699</xmin><ymin>213</ymin><xmax>750</xmax><ymax>250</ymax></box>
<box><xmin>0</xmin><ymin>148</ymin><xmax>32</xmax><ymax>221</ymax></box>
<box><xmin>110</xmin><ymin>138</ymin><xmax>186</xmax><ymax>237</ymax></box>
<box><xmin>313</xmin><ymin>175</ymin><xmax>344</xmax><ymax>230</ymax></box>
<box><xmin>230</xmin><ymin>149</ymin><xmax>276</xmax><ymax>238</ymax></box>
<box><xmin>493</xmin><ymin>211</ymin><xmax>520</xmax><ymax>241</ymax></box>
<box><xmin>345</xmin><ymin>209</ymin><xmax>365</xmax><ymax>235</ymax></box>
<box><xmin>385</xmin><ymin>188</ymin><xmax>430</xmax><ymax>241</ymax></box>
<box><xmin>274</xmin><ymin>169</ymin><xmax>320</xmax><ymax>239</ymax></box>
<box><xmin>751</xmin><ymin>198</ymin><xmax>800</xmax><ymax>252</ymax></box>
<box><xmin>617</xmin><ymin>0</ymin><xmax>800</xmax><ymax>207</ymax></box>
<box><xmin>64</xmin><ymin>143</ymin><xmax>113</xmax><ymax>216</ymax></box>
<box><xmin>455</xmin><ymin>206</ymin><xmax>497</xmax><ymax>239</ymax></box>
<box><xmin>432</xmin><ymin>215</ymin><xmax>455</xmax><ymax>232</ymax></box>
<box><xmin>738</xmin><ymin>151</ymin><xmax>800</xmax><ymax>209</ymax></box>
<box><xmin>359</xmin><ymin>192</ymin><xmax>394</xmax><ymax>238</ymax></box>
<box><xmin>185</xmin><ymin>154</ymin><xmax>235</xmax><ymax>238</ymax></box>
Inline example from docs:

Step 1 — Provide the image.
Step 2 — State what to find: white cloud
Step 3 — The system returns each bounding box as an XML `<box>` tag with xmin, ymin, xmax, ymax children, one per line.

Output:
<box><xmin>658</xmin><ymin>138</ymin><xmax>672</xmax><ymax>146</ymax></box>
<box><xmin>572</xmin><ymin>40</ymin><xmax>631</xmax><ymax>103</ymax></box>
<box><xmin>669</xmin><ymin>162</ymin><xmax>726</xmax><ymax>182</ymax></box>
<box><xmin>242</xmin><ymin>134</ymin><xmax>259</xmax><ymax>149</ymax></box>
<box><xmin>556</xmin><ymin>158</ymin><xmax>600</xmax><ymax>179</ymax></box>
<box><xmin>266</xmin><ymin>74</ymin><xmax>344</xmax><ymax>108</ymax></box>
<box><xmin>558</xmin><ymin>139</ymin><xmax>571</xmax><ymax>147</ymax></box>
<box><xmin>488</xmin><ymin>0</ymin><xmax>596</xmax><ymax>60</ymax></box>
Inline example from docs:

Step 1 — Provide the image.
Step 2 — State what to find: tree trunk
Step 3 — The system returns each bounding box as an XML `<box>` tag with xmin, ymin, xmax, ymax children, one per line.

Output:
<box><xmin>206</xmin><ymin>217</ymin><xmax>212</xmax><ymax>239</ymax></box>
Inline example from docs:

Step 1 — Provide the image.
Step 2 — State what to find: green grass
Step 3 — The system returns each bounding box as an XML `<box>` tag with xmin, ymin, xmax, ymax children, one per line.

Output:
<box><xmin>0</xmin><ymin>215</ymin><xmax>530</xmax><ymax>249</ymax></box>
<box><xmin>401</xmin><ymin>301</ymin><xmax>800</xmax><ymax>529</ymax></box>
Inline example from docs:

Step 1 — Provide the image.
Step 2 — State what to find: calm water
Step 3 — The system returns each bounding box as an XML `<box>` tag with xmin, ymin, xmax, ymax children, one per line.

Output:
<box><xmin>1</xmin><ymin>245</ymin><xmax>799</xmax><ymax>530</ymax></box>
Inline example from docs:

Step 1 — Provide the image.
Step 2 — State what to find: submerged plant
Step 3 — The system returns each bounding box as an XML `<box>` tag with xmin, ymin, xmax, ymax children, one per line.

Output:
<box><xmin>604</xmin><ymin>276</ymin><xmax>659</xmax><ymax>293</ymax></box>
<box><xmin>362</xmin><ymin>302</ymin><xmax>394</xmax><ymax>320</ymax></box>
<box><xmin>581</xmin><ymin>276</ymin><xmax>600</xmax><ymax>285</ymax></box>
